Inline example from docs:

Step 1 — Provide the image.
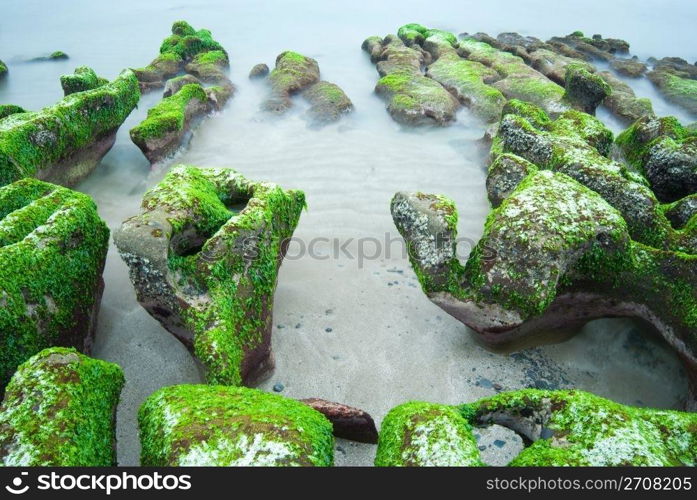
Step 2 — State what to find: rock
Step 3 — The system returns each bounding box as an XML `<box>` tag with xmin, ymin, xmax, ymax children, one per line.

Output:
<box><xmin>163</xmin><ymin>74</ymin><xmax>201</xmax><ymax>97</ymax></box>
<box><xmin>664</xmin><ymin>194</ymin><xmax>697</xmax><ymax>229</ymax></box>
<box><xmin>60</xmin><ymin>66</ymin><xmax>109</xmax><ymax>96</ymax></box>
<box><xmin>361</xmin><ymin>36</ymin><xmax>384</xmax><ymax>63</ymax></box>
<box><xmin>273</xmin><ymin>383</ymin><xmax>284</xmax><ymax>392</ymax></box>
<box><xmin>0</xmin><ymin>69</ymin><xmax>139</xmax><ymax>187</ymax></box>
<box><xmin>262</xmin><ymin>51</ymin><xmax>320</xmax><ymax>113</ymax></box>
<box><xmin>113</xmin><ymin>165</ymin><xmax>305</xmax><ymax>386</ymax></box>
<box><xmin>486</xmin><ymin>153</ymin><xmax>537</xmax><ymax>207</ymax></box>
<box><xmin>130</xmin><ymin>83</ymin><xmax>211</xmax><ymax>164</ymax></box>
<box><xmin>563</xmin><ymin>63</ymin><xmax>611</xmax><ymax>114</ymax></box>
<box><xmin>0</xmin><ymin>347</ymin><xmax>124</xmax><ymax>466</ymax></box>
<box><xmin>0</xmin><ymin>179</ymin><xmax>109</xmax><ymax>390</ymax></box>
<box><xmin>133</xmin><ymin>21</ymin><xmax>226</xmax><ymax>91</ymax></box>
<box><xmin>0</xmin><ymin>104</ymin><xmax>26</xmax><ymax>120</ymax></box>
<box><xmin>30</xmin><ymin>51</ymin><xmax>69</xmax><ymax>62</ymax></box>
<box><xmin>652</xmin><ymin>57</ymin><xmax>697</xmax><ymax>79</ymax></box>
<box><xmin>248</xmin><ymin>63</ymin><xmax>269</xmax><ymax>79</ymax></box>
<box><xmin>0</xmin><ymin>60</ymin><xmax>7</xmax><ymax>78</ymax></box>
<box><xmin>138</xmin><ymin>385</ymin><xmax>334</xmax><ymax>466</ymax></box>
<box><xmin>598</xmin><ymin>71</ymin><xmax>653</xmax><ymax>124</ymax></box>
<box><xmin>648</xmin><ymin>69</ymin><xmax>697</xmax><ymax>117</ymax></box>
<box><xmin>616</xmin><ymin>115</ymin><xmax>697</xmax><ymax>202</ymax></box>
<box><xmin>375</xmin><ymin>402</ymin><xmax>484</xmax><ymax>466</ymax></box>
<box><xmin>300</xmin><ymin>398</ymin><xmax>378</xmax><ymax>444</ymax></box>
<box><xmin>393</xmin><ymin>105</ymin><xmax>697</xmax><ymax>407</ymax></box>
<box><xmin>610</xmin><ymin>57</ymin><xmax>647</xmax><ymax>77</ymax></box>
<box><xmin>184</xmin><ymin>50</ymin><xmax>229</xmax><ymax>84</ymax></box>
<box><xmin>302</xmin><ymin>81</ymin><xmax>353</xmax><ymax>125</ymax></box>
<box><xmin>527</xmin><ymin>48</ymin><xmax>594</xmax><ymax>86</ymax></box>
<box><xmin>364</xmin><ymin>34</ymin><xmax>459</xmax><ymax>126</ymax></box>
<box><xmin>377</xmin><ymin>390</ymin><xmax>697</xmax><ymax>466</ymax></box>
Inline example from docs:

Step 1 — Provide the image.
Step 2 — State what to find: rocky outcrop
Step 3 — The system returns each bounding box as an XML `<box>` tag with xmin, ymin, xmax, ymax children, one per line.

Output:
<box><xmin>610</xmin><ymin>57</ymin><xmax>647</xmax><ymax>77</ymax></box>
<box><xmin>363</xmin><ymin>34</ymin><xmax>459</xmax><ymax>125</ymax></box>
<box><xmin>114</xmin><ymin>165</ymin><xmax>305</xmax><ymax>386</ymax></box>
<box><xmin>249</xmin><ymin>63</ymin><xmax>269</xmax><ymax>79</ymax></box>
<box><xmin>648</xmin><ymin>59</ymin><xmax>697</xmax><ymax>117</ymax></box>
<box><xmin>139</xmin><ymin>385</ymin><xmax>334</xmax><ymax>466</ymax></box>
<box><xmin>0</xmin><ymin>348</ymin><xmax>124</xmax><ymax>466</ymax></box>
<box><xmin>0</xmin><ymin>70</ymin><xmax>139</xmax><ymax>187</ymax></box>
<box><xmin>376</xmin><ymin>390</ymin><xmax>696</xmax><ymax>466</ymax></box>
<box><xmin>548</xmin><ymin>32</ymin><xmax>629</xmax><ymax>61</ymax></box>
<box><xmin>616</xmin><ymin>114</ymin><xmax>697</xmax><ymax>202</ymax></box>
<box><xmin>0</xmin><ymin>179</ymin><xmax>109</xmax><ymax>390</ymax></box>
<box><xmin>60</xmin><ymin>66</ymin><xmax>109</xmax><ymax>96</ymax></box>
<box><xmin>130</xmin><ymin>83</ymin><xmax>211</xmax><ymax>164</ymax></box>
<box><xmin>598</xmin><ymin>71</ymin><xmax>654</xmax><ymax>124</ymax></box>
<box><xmin>392</xmin><ymin>101</ymin><xmax>697</xmax><ymax>408</ymax></box>
<box><xmin>300</xmin><ymin>398</ymin><xmax>378</xmax><ymax>443</ymax></box>
<box><xmin>133</xmin><ymin>21</ymin><xmax>226</xmax><ymax>91</ymax></box>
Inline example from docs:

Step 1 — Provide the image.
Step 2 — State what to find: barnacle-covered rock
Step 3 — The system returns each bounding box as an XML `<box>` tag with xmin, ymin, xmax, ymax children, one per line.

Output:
<box><xmin>617</xmin><ymin>115</ymin><xmax>697</xmax><ymax>202</ymax></box>
<box><xmin>133</xmin><ymin>21</ymin><xmax>226</xmax><ymax>91</ymax></box>
<box><xmin>563</xmin><ymin>63</ymin><xmax>611</xmax><ymax>114</ymax></box>
<box><xmin>375</xmin><ymin>401</ymin><xmax>484</xmax><ymax>466</ymax></box>
<box><xmin>60</xmin><ymin>66</ymin><xmax>109</xmax><ymax>96</ymax></box>
<box><xmin>0</xmin><ymin>178</ymin><xmax>109</xmax><ymax>390</ymax></box>
<box><xmin>363</xmin><ymin>34</ymin><xmax>459</xmax><ymax>125</ymax></box>
<box><xmin>0</xmin><ymin>348</ymin><xmax>124</xmax><ymax>466</ymax></box>
<box><xmin>0</xmin><ymin>70</ymin><xmax>139</xmax><ymax>187</ymax></box>
<box><xmin>377</xmin><ymin>390</ymin><xmax>697</xmax><ymax>466</ymax></box>
<box><xmin>129</xmin><ymin>83</ymin><xmax>211</xmax><ymax>164</ymax></box>
<box><xmin>139</xmin><ymin>385</ymin><xmax>334</xmax><ymax>466</ymax></box>
<box><xmin>114</xmin><ymin>165</ymin><xmax>305</xmax><ymax>386</ymax></box>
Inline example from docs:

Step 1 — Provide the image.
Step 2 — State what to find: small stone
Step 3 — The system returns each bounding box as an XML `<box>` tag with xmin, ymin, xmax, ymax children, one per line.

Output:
<box><xmin>325</xmin><ymin>327</ymin><xmax>333</xmax><ymax>333</ymax></box>
<box><xmin>493</xmin><ymin>439</ymin><xmax>506</xmax><ymax>448</ymax></box>
<box><xmin>272</xmin><ymin>383</ymin><xmax>285</xmax><ymax>392</ymax></box>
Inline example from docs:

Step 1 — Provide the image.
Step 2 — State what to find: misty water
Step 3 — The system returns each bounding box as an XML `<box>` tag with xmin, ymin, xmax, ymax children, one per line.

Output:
<box><xmin>2</xmin><ymin>0</ymin><xmax>695</xmax><ymax>465</ymax></box>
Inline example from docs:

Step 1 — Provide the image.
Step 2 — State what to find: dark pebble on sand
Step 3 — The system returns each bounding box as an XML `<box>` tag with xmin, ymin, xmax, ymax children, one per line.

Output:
<box><xmin>272</xmin><ymin>383</ymin><xmax>284</xmax><ymax>392</ymax></box>
<box><xmin>325</xmin><ymin>327</ymin><xmax>333</xmax><ymax>332</ymax></box>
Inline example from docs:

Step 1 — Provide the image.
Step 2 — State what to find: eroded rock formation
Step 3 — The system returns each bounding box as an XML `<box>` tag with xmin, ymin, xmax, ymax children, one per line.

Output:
<box><xmin>114</xmin><ymin>165</ymin><xmax>305</xmax><ymax>386</ymax></box>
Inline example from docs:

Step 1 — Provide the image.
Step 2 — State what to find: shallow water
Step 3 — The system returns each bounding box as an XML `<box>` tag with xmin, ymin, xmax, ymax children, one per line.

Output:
<box><xmin>2</xmin><ymin>0</ymin><xmax>695</xmax><ymax>466</ymax></box>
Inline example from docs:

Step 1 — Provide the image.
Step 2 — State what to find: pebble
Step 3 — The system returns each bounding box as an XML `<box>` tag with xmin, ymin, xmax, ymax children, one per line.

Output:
<box><xmin>325</xmin><ymin>327</ymin><xmax>333</xmax><ymax>332</ymax></box>
<box><xmin>272</xmin><ymin>383</ymin><xmax>284</xmax><ymax>392</ymax></box>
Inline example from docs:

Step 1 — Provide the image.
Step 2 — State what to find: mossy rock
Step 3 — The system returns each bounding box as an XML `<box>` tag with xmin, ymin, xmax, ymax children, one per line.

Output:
<box><xmin>0</xmin><ymin>69</ymin><xmax>140</xmax><ymax>187</ymax></box>
<box><xmin>263</xmin><ymin>51</ymin><xmax>320</xmax><ymax>113</ymax></box>
<box><xmin>0</xmin><ymin>178</ymin><xmax>109</xmax><ymax>391</ymax></box>
<box><xmin>114</xmin><ymin>165</ymin><xmax>305</xmax><ymax>386</ymax></box>
<box><xmin>563</xmin><ymin>63</ymin><xmax>611</xmax><ymax>114</ymax></box>
<box><xmin>648</xmin><ymin>70</ymin><xmax>697</xmax><ymax>117</ymax></box>
<box><xmin>29</xmin><ymin>51</ymin><xmax>69</xmax><ymax>62</ymax></box>
<box><xmin>60</xmin><ymin>66</ymin><xmax>109</xmax><ymax>96</ymax></box>
<box><xmin>0</xmin><ymin>60</ymin><xmax>7</xmax><ymax>78</ymax></box>
<box><xmin>0</xmin><ymin>104</ymin><xmax>26</xmax><ymax>120</ymax></box>
<box><xmin>0</xmin><ymin>347</ymin><xmax>124</xmax><ymax>466</ymax></box>
<box><xmin>302</xmin><ymin>80</ymin><xmax>353</xmax><ymax>125</ymax></box>
<box><xmin>375</xmin><ymin>402</ymin><xmax>484</xmax><ymax>466</ymax></box>
<box><xmin>249</xmin><ymin>63</ymin><xmax>269</xmax><ymax>79</ymax></box>
<box><xmin>139</xmin><ymin>385</ymin><xmax>334</xmax><ymax>466</ymax></box>
<box><xmin>598</xmin><ymin>71</ymin><xmax>653</xmax><ymax>124</ymax></box>
<box><xmin>616</xmin><ymin>114</ymin><xmax>697</xmax><ymax>202</ymax></box>
<box><xmin>130</xmin><ymin>83</ymin><xmax>210</xmax><ymax>164</ymax></box>
<box><xmin>377</xmin><ymin>390</ymin><xmax>696</xmax><ymax>466</ymax></box>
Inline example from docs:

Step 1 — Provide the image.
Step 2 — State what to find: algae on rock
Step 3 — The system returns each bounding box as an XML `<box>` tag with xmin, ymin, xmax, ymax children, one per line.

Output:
<box><xmin>139</xmin><ymin>385</ymin><xmax>334</xmax><ymax>466</ymax></box>
<box><xmin>0</xmin><ymin>178</ymin><xmax>109</xmax><ymax>391</ymax></box>
<box><xmin>114</xmin><ymin>165</ymin><xmax>305</xmax><ymax>386</ymax></box>
<box><xmin>0</xmin><ymin>347</ymin><xmax>124</xmax><ymax>466</ymax></box>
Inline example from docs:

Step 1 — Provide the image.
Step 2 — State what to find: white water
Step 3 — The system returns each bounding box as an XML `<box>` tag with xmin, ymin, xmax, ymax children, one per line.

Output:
<box><xmin>1</xmin><ymin>0</ymin><xmax>695</xmax><ymax>466</ymax></box>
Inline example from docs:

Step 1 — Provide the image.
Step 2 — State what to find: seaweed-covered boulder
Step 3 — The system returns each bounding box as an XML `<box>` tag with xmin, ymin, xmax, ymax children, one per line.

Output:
<box><xmin>0</xmin><ymin>178</ymin><xmax>109</xmax><ymax>390</ymax></box>
<box><xmin>0</xmin><ymin>70</ymin><xmax>139</xmax><ymax>187</ymax></box>
<box><xmin>648</xmin><ymin>68</ymin><xmax>697</xmax><ymax>117</ymax></box>
<box><xmin>610</xmin><ymin>57</ymin><xmax>647</xmax><ymax>77</ymax></box>
<box><xmin>375</xmin><ymin>402</ymin><xmax>484</xmax><ymax>466</ymax></box>
<box><xmin>563</xmin><ymin>63</ymin><xmax>611</xmax><ymax>114</ymax></box>
<box><xmin>377</xmin><ymin>390</ymin><xmax>696</xmax><ymax>466</ymax></box>
<box><xmin>30</xmin><ymin>51</ymin><xmax>69</xmax><ymax>62</ymax></box>
<box><xmin>133</xmin><ymin>21</ymin><xmax>226</xmax><ymax>91</ymax></box>
<box><xmin>302</xmin><ymin>81</ymin><xmax>353</xmax><ymax>125</ymax></box>
<box><xmin>392</xmin><ymin>165</ymin><xmax>697</xmax><ymax>407</ymax></box>
<box><xmin>363</xmin><ymin>35</ymin><xmax>459</xmax><ymax>125</ymax></box>
<box><xmin>130</xmin><ymin>83</ymin><xmax>211</xmax><ymax>164</ymax></box>
<box><xmin>598</xmin><ymin>71</ymin><xmax>653</xmax><ymax>124</ymax></box>
<box><xmin>249</xmin><ymin>63</ymin><xmax>269</xmax><ymax>79</ymax></box>
<box><xmin>664</xmin><ymin>194</ymin><xmax>697</xmax><ymax>229</ymax></box>
<box><xmin>262</xmin><ymin>51</ymin><xmax>320</xmax><ymax>113</ymax></box>
<box><xmin>0</xmin><ymin>104</ymin><xmax>26</xmax><ymax>120</ymax></box>
<box><xmin>60</xmin><ymin>66</ymin><xmax>109</xmax><ymax>96</ymax></box>
<box><xmin>0</xmin><ymin>348</ymin><xmax>124</xmax><ymax>466</ymax></box>
<box><xmin>139</xmin><ymin>385</ymin><xmax>334</xmax><ymax>466</ymax></box>
<box><xmin>163</xmin><ymin>74</ymin><xmax>201</xmax><ymax>97</ymax></box>
<box><xmin>617</xmin><ymin>115</ymin><xmax>697</xmax><ymax>202</ymax></box>
<box><xmin>114</xmin><ymin>165</ymin><xmax>305</xmax><ymax>386</ymax></box>
<box><xmin>0</xmin><ymin>60</ymin><xmax>7</xmax><ymax>78</ymax></box>
<box><xmin>486</xmin><ymin>153</ymin><xmax>538</xmax><ymax>207</ymax></box>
